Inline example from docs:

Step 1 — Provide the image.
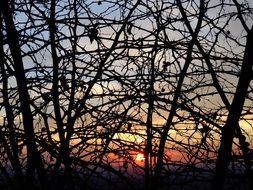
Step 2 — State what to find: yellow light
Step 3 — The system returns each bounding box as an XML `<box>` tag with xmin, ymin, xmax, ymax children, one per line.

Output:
<box><xmin>135</xmin><ymin>153</ymin><xmax>145</xmax><ymax>162</ymax></box>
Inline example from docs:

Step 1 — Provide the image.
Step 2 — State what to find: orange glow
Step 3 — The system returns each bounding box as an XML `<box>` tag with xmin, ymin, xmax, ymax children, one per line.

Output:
<box><xmin>135</xmin><ymin>153</ymin><xmax>145</xmax><ymax>162</ymax></box>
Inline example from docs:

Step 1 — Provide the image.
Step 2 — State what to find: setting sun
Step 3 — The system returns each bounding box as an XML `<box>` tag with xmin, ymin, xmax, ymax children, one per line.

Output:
<box><xmin>135</xmin><ymin>153</ymin><xmax>145</xmax><ymax>162</ymax></box>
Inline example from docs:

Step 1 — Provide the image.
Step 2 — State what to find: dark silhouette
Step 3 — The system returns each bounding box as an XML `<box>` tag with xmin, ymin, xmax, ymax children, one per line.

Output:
<box><xmin>0</xmin><ymin>1</ymin><xmax>252</xmax><ymax>190</ymax></box>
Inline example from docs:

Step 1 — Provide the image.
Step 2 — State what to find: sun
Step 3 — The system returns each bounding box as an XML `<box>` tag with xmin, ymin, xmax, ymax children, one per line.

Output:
<box><xmin>135</xmin><ymin>153</ymin><xmax>145</xmax><ymax>162</ymax></box>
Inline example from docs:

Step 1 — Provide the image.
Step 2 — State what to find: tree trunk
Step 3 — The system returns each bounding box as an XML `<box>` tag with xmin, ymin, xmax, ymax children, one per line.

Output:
<box><xmin>212</xmin><ymin>26</ymin><xmax>253</xmax><ymax>190</ymax></box>
<box><xmin>0</xmin><ymin>16</ymin><xmax>24</xmax><ymax>186</ymax></box>
<box><xmin>153</xmin><ymin>1</ymin><xmax>205</xmax><ymax>189</ymax></box>
<box><xmin>0</xmin><ymin>1</ymin><xmax>46</xmax><ymax>187</ymax></box>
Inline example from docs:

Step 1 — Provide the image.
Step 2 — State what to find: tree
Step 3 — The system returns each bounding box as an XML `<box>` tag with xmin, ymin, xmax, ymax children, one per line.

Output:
<box><xmin>0</xmin><ymin>0</ymin><xmax>46</xmax><ymax>188</ymax></box>
<box><xmin>0</xmin><ymin>0</ymin><xmax>252</xmax><ymax>190</ymax></box>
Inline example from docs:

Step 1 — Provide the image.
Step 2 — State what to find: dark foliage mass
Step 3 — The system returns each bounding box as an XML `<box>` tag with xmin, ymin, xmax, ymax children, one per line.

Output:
<box><xmin>0</xmin><ymin>0</ymin><xmax>253</xmax><ymax>190</ymax></box>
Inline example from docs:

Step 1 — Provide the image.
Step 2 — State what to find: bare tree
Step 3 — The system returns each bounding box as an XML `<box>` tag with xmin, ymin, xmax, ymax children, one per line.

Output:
<box><xmin>0</xmin><ymin>0</ymin><xmax>253</xmax><ymax>190</ymax></box>
<box><xmin>0</xmin><ymin>0</ymin><xmax>47</xmax><ymax>188</ymax></box>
